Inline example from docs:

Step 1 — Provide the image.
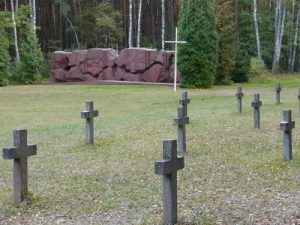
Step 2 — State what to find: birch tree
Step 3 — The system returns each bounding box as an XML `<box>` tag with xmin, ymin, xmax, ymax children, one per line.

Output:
<box><xmin>288</xmin><ymin>5</ymin><xmax>300</xmax><ymax>72</ymax></box>
<box><xmin>161</xmin><ymin>0</ymin><xmax>165</xmax><ymax>50</ymax></box>
<box><xmin>272</xmin><ymin>0</ymin><xmax>286</xmax><ymax>74</ymax></box>
<box><xmin>253</xmin><ymin>0</ymin><xmax>264</xmax><ymax>68</ymax></box>
<box><xmin>128</xmin><ymin>0</ymin><xmax>133</xmax><ymax>47</ymax></box>
<box><xmin>10</xmin><ymin>0</ymin><xmax>20</xmax><ymax>61</ymax></box>
<box><xmin>137</xmin><ymin>0</ymin><xmax>143</xmax><ymax>48</ymax></box>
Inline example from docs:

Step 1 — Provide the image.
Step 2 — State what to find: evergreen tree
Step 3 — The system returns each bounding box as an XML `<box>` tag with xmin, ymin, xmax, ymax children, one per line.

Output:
<box><xmin>0</xmin><ymin>11</ymin><xmax>12</xmax><ymax>86</ymax></box>
<box><xmin>214</xmin><ymin>0</ymin><xmax>234</xmax><ymax>85</ymax></box>
<box><xmin>19</xmin><ymin>27</ymin><xmax>44</xmax><ymax>84</ymax></box>
<box><xmin>231</xmin><ymin>0</ymin><xmax>252</xmax><ymax>82</ymax></box>
<box><xmin>178</xmin><ymin>0</ymin><xmax>218</xmax><ymax>88</ymax></box>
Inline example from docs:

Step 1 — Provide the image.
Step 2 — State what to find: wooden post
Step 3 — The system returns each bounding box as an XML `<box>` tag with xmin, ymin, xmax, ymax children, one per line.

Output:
<box><xmin>155</xmin><ymin>140</ymin><xmax>184</xmax><ymax>224</ymax></box>
<box><xmin>236</xmin><ymin>87</ymin><xmax>244</xmax><ymax>113</ymax></box>
<box><xmin>174</xmin><ymin>107</ymin><xmax>189</xmax><ymax>154</ymax></box>
<box><xmin>81</xmin><ymin>101</ymin><xmax>99</xmax><ymax>144</ymax></box>
<box><xmin>3</xmin><ymin>129</ymin><xmax>37</xmax><ymax>203</ymax></box>
<box><xmin>275</xmin><ymin>83</ymin><xmax>281</xmax><ymax>104</ymax></box>
<box><xmin>280</xmin><ymin>110</ymin><xmax>295</xmax><ymax>161</ymax></box>
<box><xmin>251</xmin><ymin>94</ymin><xmax>262</xmax><ymax>129</ymax></box>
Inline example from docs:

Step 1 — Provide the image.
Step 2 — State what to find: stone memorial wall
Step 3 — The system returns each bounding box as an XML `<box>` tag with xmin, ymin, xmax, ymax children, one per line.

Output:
<box><xmin>50</xmin><ymin>48</ymin><xmax>179</xmax><ymax>83</ymax></box>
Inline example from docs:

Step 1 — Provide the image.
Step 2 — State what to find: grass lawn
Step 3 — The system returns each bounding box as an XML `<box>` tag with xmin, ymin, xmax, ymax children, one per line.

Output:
<box><xmin>0</xmin><ymin>80</ymin><xmax>300</xmax><ymax>224</ymax></box>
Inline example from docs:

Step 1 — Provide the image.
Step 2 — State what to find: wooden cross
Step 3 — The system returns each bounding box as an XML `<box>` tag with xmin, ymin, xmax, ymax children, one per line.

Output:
<box><xmin>179</xmin><ymin>91</ymin><xmax>190</xmax><ymax>117</ymax></box>
<box><xmin>280</xmin><ymin>110</ymin><xmax>295</xmax><ymax>161</ymax></box>
<box><xmin>3</xmin><ymin>129</ymin><xmax>37</xmax><ymax>203</ymax></box>
<box><xmin>81</xmin><ymin>101</ymin><xmax>99</xmax><ymax>144</ymax></box>
<box><xmin>236</xmin><ymin>87</ymin><xmax>244</xmax><ymax>113</ymax></box>
<box><xmin>275</xmin><ymin>83</ymin><xmax>282</xmax><ymax>104</ymax></box>
<box><xmin>165</xmin><ymin>27</ymin><xmax>187</xmax><ymax>92</ymax></box>
<box><xmin>155</xmin><ymin>139</ymin><xmax>184</xmax><ymax>224</ymax></box>
<box><xmin>174</xmin><ymin>107</ymin><xmax>189</xmax><ymax>154</ymax></box>
<box><xmin>251</xmin><ymin>93</ymin><xmax>262</xmax><ymax>129</ymax></box>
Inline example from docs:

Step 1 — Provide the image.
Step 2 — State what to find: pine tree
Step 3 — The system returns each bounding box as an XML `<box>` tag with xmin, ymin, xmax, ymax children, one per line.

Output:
<box><xmin>0</xmin><ymin>11</ymin><xmax>12</xmax><ymax>86</ymax></box>
<box><xmin>178</xmin><ymin>0</ymin><xmax>218</xmax><ymax>88</ymax></box>
<box><xmin>19</xmin><ymin>27</ymin><xmax>44</xmax><ymax>84</ymax></box>
<box><xmin>214</xmin><ymin>0</ymin><xmax>234</xmax><ymax>85</ymax></box>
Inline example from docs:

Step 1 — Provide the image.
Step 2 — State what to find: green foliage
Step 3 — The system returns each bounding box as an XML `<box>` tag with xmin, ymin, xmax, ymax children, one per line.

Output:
<box><xmin>16</xmin><ymin>5</ymin><xmax>31</xmax><ymax>44</ymax></box>
<box><xmin>19</xmin><ymin>29</ymin><xmax>44</xmax><ymax>84</ymax></box>
<box><xmin>178</xmin><ymin>0</ymin><xmax>218</xmax><ymax>88</ymax></box>
<box><xmin>231</xmin><ymin>48</ymin><xmax>251</xmax><ymax>82</ymax></box>
<box><xmin>0</xmin><ymin>11</ymin><xmax>12</xmax><ymax>86</ymax></box>
<box><xmin>77</xmin><ymin>0</ymin><xmax>123</xmax><ymax>48</ymax></box>
<box><xmin>249</xmin><ymin>57</ymin><xmax>265</xmax><ymax>77</ymax></box>
<box><xmin>214</xmin><ymin>0</ymin><xmax>234</xmax><ymax>85</ymax></box>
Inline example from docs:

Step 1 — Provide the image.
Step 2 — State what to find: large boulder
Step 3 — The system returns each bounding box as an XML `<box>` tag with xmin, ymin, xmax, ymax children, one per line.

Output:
<box><xmin>51</xmin><ymin>51</ymin><xmax>71</xmax><ymax>69</ymax></box>
<box><xmin>115</xmin><ymin>48</ymin><xmax>157</xmax><ymax>73</ymax></box>
<box><xmin>169</xmin><ymin>64</ymin><xmax>180</xmax><ymax>82</ymax></box>
<box><xmin>155</xmin><ymin>51</ymin><xmax>174</xmax><ymax>69</ymax></box>
<box><xmin>65</xmin><ymin>66</ymin><xmax>95</xmax><ymax>82</ymax></box>
<box><xmin>68</xmin><ymin>50</ymin><xmax>88</xmax><ymax>67</ymax></box>
<box><xmin>50</xmin><ymin>69</ymin><xmax>66</xmax><ymax>82</ymax></box>
<box><xmin>114</xmin><ymin>67</ymin><xmax>126</xmax><ymax>81</ymax></box>
<box><xmin>99</xmin><ymin>67</ymin><xmax>115</xmax><ymax>80</ymax></box>
<box><xmin>143</xmin><ymin>64</ymin><xmax>168</xmax><ymax>82</ymax></box>
<box><xmin>83</xmin><ymin>48</ymin><xmax>118</xmax><ymax>76</ymax></box>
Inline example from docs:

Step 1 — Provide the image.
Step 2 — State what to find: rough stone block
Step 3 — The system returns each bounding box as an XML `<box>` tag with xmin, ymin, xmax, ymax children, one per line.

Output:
<box><xmin>51</xmin><ymin>51</ymin><xmax>71</xmax><ymax>69</ymax></box>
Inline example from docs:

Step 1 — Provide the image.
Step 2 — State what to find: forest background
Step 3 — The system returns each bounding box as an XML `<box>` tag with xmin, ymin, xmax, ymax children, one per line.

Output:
<box><xmin>0</xmin><ymin>0</ymin><xmax>299</xmax><ymax>87</ymax></box>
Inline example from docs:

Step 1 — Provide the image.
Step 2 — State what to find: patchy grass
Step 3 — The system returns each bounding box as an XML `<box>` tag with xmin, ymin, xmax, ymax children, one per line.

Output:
<box><xmin>0</xmin><ymin>82</ymin><xmax>300</xmax><ymax>224</ymax></box>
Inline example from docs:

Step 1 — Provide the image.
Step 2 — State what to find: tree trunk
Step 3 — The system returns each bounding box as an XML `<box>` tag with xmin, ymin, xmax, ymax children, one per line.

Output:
<box><xmin>137</xmin><ymin>0</ymin><xmax>142</xmax><ymax>48</ymax></box>
<box><xmin>10</xmin><ymin>0</ymin><xmax>20</xmax><ymax>61</ymax></box>
<box><xmin>128</xmin><ymin>0</ymin><xmax>133</xmax><ymax>48</ymax></box>
<box><xmin>147</xmin><ymin>0</ymin><xmax>156</xmax><ymax>48</ymax></box>
<box><xmin>32</xmin><ymin>0</ymin><xmax>36</xmax><ymax>34</ymax></box>
<box><xmin>289</xmin><ymin>7</ymin><xmax>300</xmax><ymax>72</ymax></box>
<box><xmin>161</xmin><ymin>0</ymin><xmax>165</xmax><ymax>50</ymax></box>
<box><xmin>253</xmin><ymin>0</ymin><xmax>264</xmax><ymax>68</ymax></box>
<box><xmin>15</xmin><ymin>0</ymin><xmax>18</xmax><ymax>12</ymax></box>
<box><xmin>272</xmin><ymin>0</ymin><xmax>286</xmax><ymax>74</ymax></box>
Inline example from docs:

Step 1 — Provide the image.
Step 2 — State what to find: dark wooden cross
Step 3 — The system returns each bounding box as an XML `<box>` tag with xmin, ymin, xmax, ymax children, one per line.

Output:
<box><xmin>81</xmin><ymin>101</ymin><xmax>99</xmax><ymax>144</ymax></box>
<box><xmin>3</xmin><ymin>129</ymin><xmax>37</xmax><ymax>203</ymax></box>
<box><xmin>179</xmin><ymin>91</ymin><xmax>190</xmax><ymax>117</ymax></box>
<box><xmin>155</xmin><ymin>139</ymin><xmax>184</xmax><ymax>225</ymax></box>
<box><xmin>236</xmin><ymin>87</ymin><xmax>244</xmax><ymax>113</ymax></box>
<box><xmin>275</xmin><ymin>83</ymin><xmax>282</xmax><ymax>104</ymax></box>
<box><xmin>251</xmin><ymin>93</ymin><xmax>262</xmax><ymax>129</ymax></box>
<box><xmin>174</xmin><ymin>107</ymin><xmax>189</xmax><ymax>154</ymax></box>
<box><xmin>280</xmin><ymin>110</ymin><xmax>295</xmax><ymax>161</ymax></box>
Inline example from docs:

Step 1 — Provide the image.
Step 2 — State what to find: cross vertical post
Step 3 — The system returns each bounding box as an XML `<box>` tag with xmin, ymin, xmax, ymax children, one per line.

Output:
<box><xmin>174</xmin><ymin>107</ymin><xmax>189</xmax><ymax>154</ymax></box>
<box><xmin>251</xmin><ymin>93</ymin><xmax>262</xmax><ymax>129</ymax></box>
<box><xmin>165</xmin><ymin>27</ymin><xmax>187</xmax><ymax>92</ymax></box>
<box><xmin>155</xmin><ymin>139</ymin><xmax>184</xmax><ymax>224</ymax></box>
<box><xmin>280</xmin><ymin>110</ymin><xmax>295</xmax><ymax>161</ymax></box>
<box><xmin>236</xmin><ymin>87</ymin><xmax>244</xmax><ymax>113</ymax></box>
<box><xmin>81</xmin><ymin>101</ymin><xmax>99</xmax><ymax>144</ymax></box>
<box><xmin>3</xmin><ymin>129</ymin><xmax>37</xmax><ymax>203</ymax></box>
<box><xmin>275</xmin><ymin>83</ymin><xmax>281</xmax><ymax>104</ymax></box>
<box><xmin>179</xmin><ymin>91</ymin><xmax>190</xmax><ymax>117</ymax></box>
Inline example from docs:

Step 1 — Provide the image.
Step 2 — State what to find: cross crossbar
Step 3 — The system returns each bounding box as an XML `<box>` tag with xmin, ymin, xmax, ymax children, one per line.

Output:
<box><xmin>276</xmin><ymin>83</ymin><xmax>282</xmax><ymax>92</ymax></box>
<box><xmin>251</xmin><ymin>101</ymin><xmax>262</xmax><ymax>108</ymax></box>
<box><xmin>173</xmin><ymin>117</ymin><xmax>189</xmax><ymax>126</ymax></box>
<box><xmin>81</xmin><ymin>111</ymin><xmax>99</xmax><ymax>119</ymax></box>
<box><xmin>165</xmin><ymin>41</ymin><xmax>187</xmax><ymax>44</ymax></box>
<box><xmin>3</xmin><ymin>145</ymin><xmax>37</xmax><ymax>159</ymax></box>
<box><xmin>155</xmin><ymin>157</ymin><xmax>184</xmax><ymax>175</ymax></box>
